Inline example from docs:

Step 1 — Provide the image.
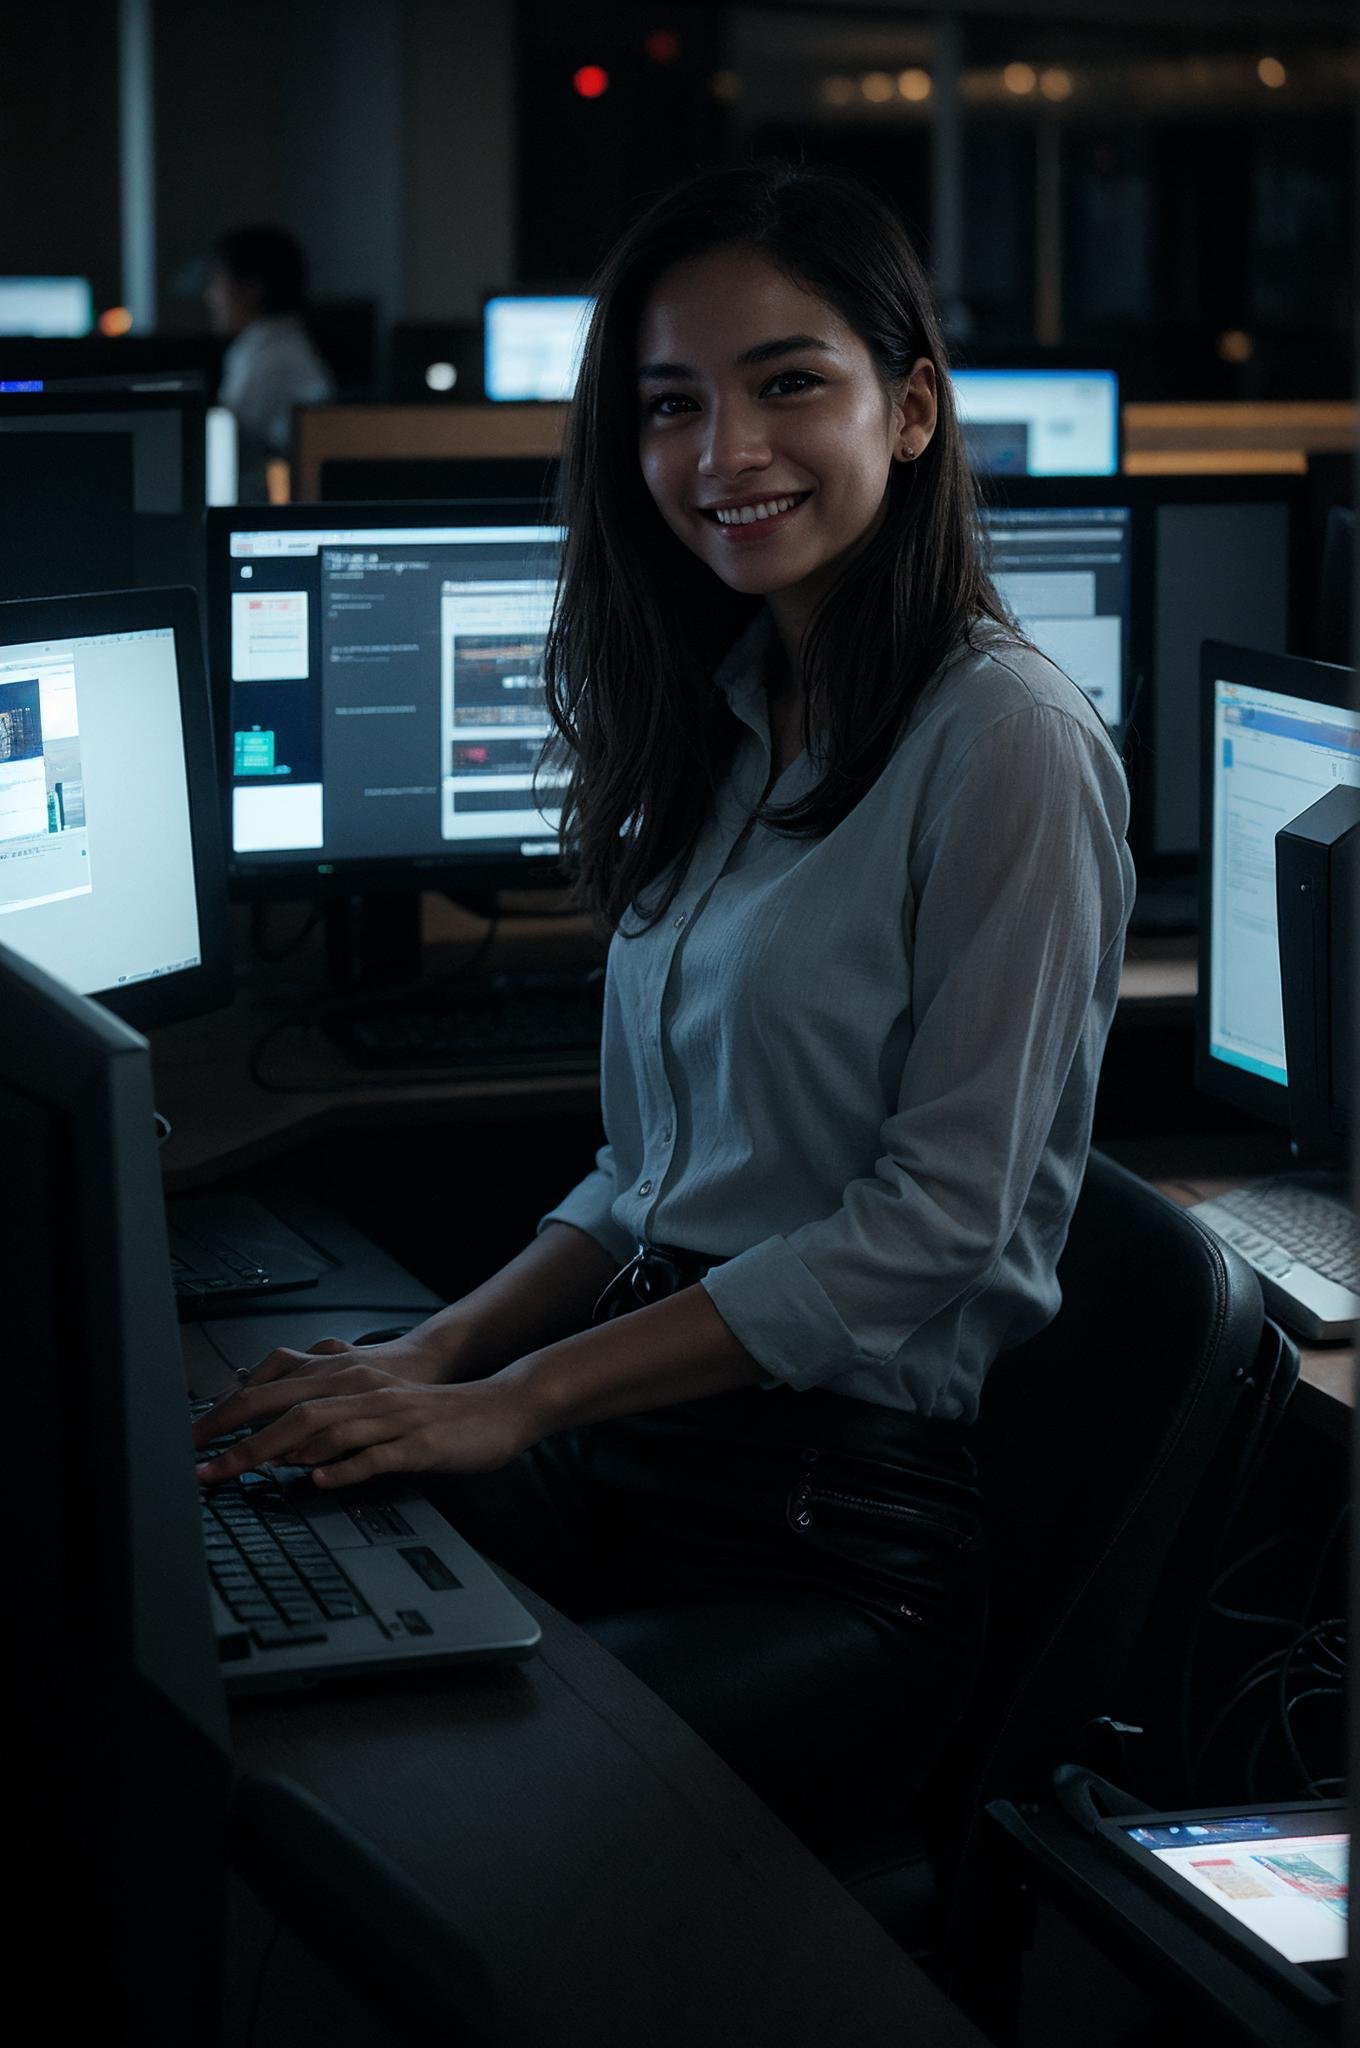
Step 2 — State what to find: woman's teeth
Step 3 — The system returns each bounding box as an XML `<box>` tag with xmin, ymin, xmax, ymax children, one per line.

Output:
<box><xmin>714</xmin><ymin>495</ymin><xmax>802</xmax><ymax>526</ymax></box>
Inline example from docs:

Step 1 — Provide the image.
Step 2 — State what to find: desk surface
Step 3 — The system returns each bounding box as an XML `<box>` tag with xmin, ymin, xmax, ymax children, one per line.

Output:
<box><xmin>231</xmin><ymin>1574</ymin><xmax>989</xmax><ymax>2048</ymax></box>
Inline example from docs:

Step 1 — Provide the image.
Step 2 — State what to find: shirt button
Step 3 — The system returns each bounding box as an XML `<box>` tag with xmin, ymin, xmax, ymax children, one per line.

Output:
<box><xmin>639</xmin><ymin>1180</ymin><xmax>653</xmax><ymax>1196</ymax></box>
<box><xmin>673</xmin><ymin>911</ymin><xmax>687</xmax><ymax>929</ymax></box>
<box><xmin>662</xmin><ymin>1126</ymin><xmax>673</xmax><ymax>1143</ymax></box>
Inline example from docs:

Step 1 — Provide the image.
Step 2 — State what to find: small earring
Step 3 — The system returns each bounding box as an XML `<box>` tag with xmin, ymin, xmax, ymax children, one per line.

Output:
<box><xmin>898</xmin><ymin>440</ymin><xmax>918</xmax><ymax>461</ymax></box>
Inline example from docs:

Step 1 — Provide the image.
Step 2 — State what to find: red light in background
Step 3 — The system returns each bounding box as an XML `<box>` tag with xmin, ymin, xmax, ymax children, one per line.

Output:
<box><xmin>572</xmin><ymin>65</ymin><xmax>609</xmax><ymax>99</ymax></box>
<box><xmin>645</xmin><ymin>29</ymin><xmax>681</xmax><ymax>63</ymax></box>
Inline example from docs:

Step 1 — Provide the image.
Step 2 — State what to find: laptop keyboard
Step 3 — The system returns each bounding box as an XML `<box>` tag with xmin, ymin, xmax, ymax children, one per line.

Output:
<box><xmin>194</xmin><ymin>1402</ymin><xmax>371</xmax><ymax>1647</ymax></box>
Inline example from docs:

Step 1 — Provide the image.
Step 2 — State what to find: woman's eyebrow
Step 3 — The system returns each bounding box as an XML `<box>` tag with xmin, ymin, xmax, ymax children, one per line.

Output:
<box><xmin>636</xmin><ymin>334</ymin><xmax>838</xmax><ymax>381</ymax></box>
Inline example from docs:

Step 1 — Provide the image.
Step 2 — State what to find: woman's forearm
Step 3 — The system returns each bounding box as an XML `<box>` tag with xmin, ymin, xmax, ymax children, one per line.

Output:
<box><xmin>499</xmin><ymin>1280</ymin><xmax>762</xmax><ymax>1440</ymax></box>
<box><xmin>412</xmin><ymin>1220</ymin><xmax>621</xmax><ymax>1378</ymax></box>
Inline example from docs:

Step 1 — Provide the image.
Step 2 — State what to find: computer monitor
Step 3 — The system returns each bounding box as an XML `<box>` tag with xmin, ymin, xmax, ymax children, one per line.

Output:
<box><xmin>0</xmin><ymin>387</ymin><xmax>207</xmax><ymax>596</ymax></box>
<box><xmin>0</xmin><ymin>936</ymin><xmax>231</xmax><ymax>2035</ymax></box>
<box><xmin>206</xmin><ymin>502</ymin><xmax>569</xmax><ymax>906</ymax></box>
<box><xmin>951</xmin><ymin>368</ymin><xmax>1120</xmax><ymax>477</ymax></box>
<box><xmin>0</xmin><ymin>275</ymin><xmax>93</xmax><ymax>336</ymax></box>
<box><xmin>1195</xmin><ymin>641</ymin><xmax>1359</xmax><ymax>1132</ymax></box>
<box><xmin>979</xmin><ymin>474</ymin><xmax>1303</xmax><ymax>901</ymax></box>
<box><xmin>0</xmin><ymin>586</ymin><xmax>231</xmax><ymax>1031</ymax></box>
<box><xmin>484</xmin><ymin>294</ymin><xmax>592</xmax><ymax>402</ymax></box>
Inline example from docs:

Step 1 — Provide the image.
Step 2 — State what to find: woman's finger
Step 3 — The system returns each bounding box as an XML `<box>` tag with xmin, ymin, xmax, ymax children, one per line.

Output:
<box><xmin>311</xmin><ymin>1439</ymin><xmax>410</xmax><ymax>1489</ymax></box>
<box><xmin>196</xmin><ymin>1385</ymin><xmax>408</xmax><ymax>1475</ymax></box>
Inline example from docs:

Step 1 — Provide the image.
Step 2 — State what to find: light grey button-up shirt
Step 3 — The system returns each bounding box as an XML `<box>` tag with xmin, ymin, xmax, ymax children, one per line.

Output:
<box><xmin>541</xmin><ymin>614</ymin><xmax>1136</xmax><ymax>1421</ymax></box>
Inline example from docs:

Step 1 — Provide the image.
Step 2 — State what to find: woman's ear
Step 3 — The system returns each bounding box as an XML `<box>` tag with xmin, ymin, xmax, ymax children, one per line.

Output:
<box><xmin>892</xmin><ymin>357</ymin><xmax>938</xmax><ymax>463</ymax></box>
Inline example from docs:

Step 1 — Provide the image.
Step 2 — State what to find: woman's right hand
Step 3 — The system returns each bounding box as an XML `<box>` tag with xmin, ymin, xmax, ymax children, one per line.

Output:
<box><xmin>225</xmin><ymin>1322</ymin><xmax>472</xmax><ymax>1404</ymax></box>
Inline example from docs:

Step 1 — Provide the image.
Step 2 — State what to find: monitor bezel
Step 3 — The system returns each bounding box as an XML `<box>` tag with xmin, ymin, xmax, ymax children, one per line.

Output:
<box><xmin>0</xmin><ymin>584</ymin><xmax>233</xmax><ymax>1030</ymax></box>
<box><xmin>205</xmin><ymin>499</ymin><xmax>572</xmax><ymax>901</ymax></box>
<box><xmin>978</xmin><ymin>471</ymin><xmax>1307</xmax><ymax>880</ymax></box>
<box><xmin>1195</xmin><ymin>637</ymin><xmax>1357</xmax><ymax>1129</ymax></box>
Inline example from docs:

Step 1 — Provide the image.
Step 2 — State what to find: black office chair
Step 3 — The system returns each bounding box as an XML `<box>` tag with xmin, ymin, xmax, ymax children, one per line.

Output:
<box><xmin>825</xmin><ymin>1151</ymin><xmax>1298</xmax><ymax>2006</ymax></box>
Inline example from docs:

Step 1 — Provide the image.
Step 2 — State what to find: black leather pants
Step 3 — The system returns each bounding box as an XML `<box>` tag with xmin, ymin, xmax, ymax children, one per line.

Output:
<box><xmin>432</xmin><ymin>1246</ymin><xmax>989</xmax><ymax>1857</ymax></box>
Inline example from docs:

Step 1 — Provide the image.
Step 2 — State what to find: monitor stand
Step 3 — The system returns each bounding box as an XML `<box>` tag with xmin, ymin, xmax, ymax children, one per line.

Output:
<box><xmin>319</xmin><ymin>889</ymin><xmax>603</xmax><ymax>1075</ymax></box>
<box><xmin>324</xmin><ymin>891</ymin><xmax>424</xmax><ymax>993</ymax></box>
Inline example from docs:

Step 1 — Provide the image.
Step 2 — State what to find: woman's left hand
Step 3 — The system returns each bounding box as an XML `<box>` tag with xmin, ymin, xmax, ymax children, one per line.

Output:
<box><xmin>193</xmin><ymin>1361</ymin><xmax>535</xmax><ymax>1489</ymax></box>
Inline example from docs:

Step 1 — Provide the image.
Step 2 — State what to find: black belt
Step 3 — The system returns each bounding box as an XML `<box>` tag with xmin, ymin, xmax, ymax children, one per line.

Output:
<box><xmin>592</xmin><ymin>1241</ymin><xmax>725</xmax><ymax>1323</ymax></box>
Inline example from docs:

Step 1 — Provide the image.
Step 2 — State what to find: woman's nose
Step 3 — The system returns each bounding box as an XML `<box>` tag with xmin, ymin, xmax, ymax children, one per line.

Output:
<box><xmin>697</xmin><ymin>402</ymin><xmax>771</xmax><ymax>480</ymax></box>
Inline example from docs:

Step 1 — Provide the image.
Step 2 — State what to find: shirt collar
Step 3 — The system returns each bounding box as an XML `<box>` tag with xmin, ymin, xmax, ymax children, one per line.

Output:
<box><xmin>712</xmin><ymin>609</ymin><xmax>777</xmax><ymax>742</ymax></box>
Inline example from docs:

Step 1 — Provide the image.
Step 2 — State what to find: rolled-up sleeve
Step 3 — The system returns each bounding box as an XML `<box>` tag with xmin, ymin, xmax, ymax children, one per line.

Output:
<box><xmin>538</xmin><ymin>1139</ymin><xmax>635</xmax><ymax>1266</ymax></box>
<box><xmin>701</xmin><ymin>702</ymin><xmax>1132</xmax><ymax>1392</ymax></box>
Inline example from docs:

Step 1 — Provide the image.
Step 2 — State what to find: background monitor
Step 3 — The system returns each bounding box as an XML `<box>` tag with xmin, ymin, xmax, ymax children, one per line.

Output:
<box><xmin>0</xmin><ymin>586</ymin><xmax>231</xmax><ymax>1031</ymax></box>
<box><xmin>1195</xmin><ymin>640</ymin><xmax>1359</xmax><ymax>1130</ymax></box>
<box><xmin>979</xmin><ymin>473</ymin><xmax>1304</xmax><ymax>887</ymax></box>
<box><xmin>0</xmin><ymin>275</ymin><xmax>94</xmax><ymax>336</ymax></box>
<box><xmin>982</xmin><ymin>500</ymin><xmax>1132</xmax><ymax>727</ymax></box>
<box><xmin>951</xmin><ymin>368</ymin><xmax>1120</xmax><ymax>477</ymax></box>
<box><xmin>484</xmin><ymin>294</ymin><xmax>592</xmax><ymax>402</ymax></box>
<box><xmin>0</xmin><ymin>938</ymin><xmax>231</xmax><ymax>2036</ymax></box>
<box><xmin>0</xmin><ymin>387</ymin><xmax>207</xmax><ymax>596</ymax></box>
<box><xmin>206</xmin><ymin>501</ymin><xmax>568</xmax><ymax>897</ymax></box>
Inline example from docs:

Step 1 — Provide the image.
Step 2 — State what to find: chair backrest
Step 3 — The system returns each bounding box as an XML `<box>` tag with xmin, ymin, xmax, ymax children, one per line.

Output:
<box><xmin>942</xmin><ymin>1150</ymin><xmax>1281</xmax><ymax>1825</ymax></box>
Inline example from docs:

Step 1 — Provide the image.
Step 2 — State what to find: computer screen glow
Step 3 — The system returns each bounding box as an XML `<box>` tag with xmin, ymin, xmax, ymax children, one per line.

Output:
<box><xmin>224</xmin><ymin>520</ymin><xmax>567</xmax><ymax>869</ymax></box>
<box><xmin>0</xmin><ymin>625</ymin><xmax>201</xmax><ymax>992</ymax></box>
<box><xmin>484</xmin><ymin>296</ymin><xmax>592</xmax><ymax>402</ymax></box>
<box><xmin>0</xmin><ymin>277</ymin><xmax>94</xmax><ymax>338</ymax></box>
<box><xmin>952</xmin><ymin>370</ymin><xmax>1119</xmax><ymax>476</ymax></box>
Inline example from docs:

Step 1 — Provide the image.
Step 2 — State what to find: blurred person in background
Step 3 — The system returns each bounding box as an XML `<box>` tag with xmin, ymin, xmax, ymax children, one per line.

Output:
<box><xmin>205</xmin><ymin>224</ymin><xmax>334</xmax><ymax>501</ymax></box>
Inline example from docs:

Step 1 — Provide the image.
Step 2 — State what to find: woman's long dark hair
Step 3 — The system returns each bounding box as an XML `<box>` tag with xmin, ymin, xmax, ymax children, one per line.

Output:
<box><xmin>543</xmin><ymin>159</ymin><xmax>1017</xmax><ymax>930</ymax></box>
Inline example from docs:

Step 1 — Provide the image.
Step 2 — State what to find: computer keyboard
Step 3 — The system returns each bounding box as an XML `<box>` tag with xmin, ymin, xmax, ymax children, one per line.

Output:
<box><xmin>194</xmin><ymin>1403</ymin><xmax>371</xmax><ymax>1647</ymax></box>
<box><xmin>1190</xmin><ymin>1176</ymin><xmax>1359</xmax><ymax>1342</ymax></box>
<box><xmin>333</xmin><ymin>967</ymin><xmax>604</xmax><ymax>1073</ymax></box>
<box><xmin>168</xmin><ymin>1193</ymin><xmax>330</xmax><ymax>1315</ymax></box>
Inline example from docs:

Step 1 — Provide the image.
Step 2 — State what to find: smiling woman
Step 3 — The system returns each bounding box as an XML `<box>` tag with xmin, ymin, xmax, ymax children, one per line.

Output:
<box><xmin>194</xmin><ymin>161</ymin><xmax>1136</xmax><ymax>1857</ymax></box>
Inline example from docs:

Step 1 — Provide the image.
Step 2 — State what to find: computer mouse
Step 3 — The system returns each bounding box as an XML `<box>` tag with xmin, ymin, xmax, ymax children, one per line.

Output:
<box><xmin>353</xmin><ymin>1326</ymin><xmax>416</xmax><ymax>1347</ymax></box>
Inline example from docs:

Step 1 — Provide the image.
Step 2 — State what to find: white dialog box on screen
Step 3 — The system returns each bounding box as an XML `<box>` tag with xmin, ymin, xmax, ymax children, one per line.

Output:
<box><xmin>232</xmin><ymin>591</ymin><xmax>309</xmax><ymax>682</ymax></box>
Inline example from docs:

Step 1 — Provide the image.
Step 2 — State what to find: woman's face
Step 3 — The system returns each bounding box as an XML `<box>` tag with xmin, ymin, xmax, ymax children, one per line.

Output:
<box><xmin>636</xmin><ymin>246</ymin><xmax>935</xmax><ymax>634</ymax></box>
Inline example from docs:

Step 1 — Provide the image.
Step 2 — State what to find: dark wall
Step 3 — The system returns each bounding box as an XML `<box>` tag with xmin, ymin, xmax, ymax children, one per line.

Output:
<box><xmin>0</xmin><ymin>5</ymin><xmax>122</xmax><ymax>305</ymax></box>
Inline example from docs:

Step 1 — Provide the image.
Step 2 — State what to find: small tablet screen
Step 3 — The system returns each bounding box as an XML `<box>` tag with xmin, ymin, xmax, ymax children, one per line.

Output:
<box><xmin>1117</xmin><ymin>1811</ymin><xmax>1347</xmax><ymax>1968</ymax></box>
